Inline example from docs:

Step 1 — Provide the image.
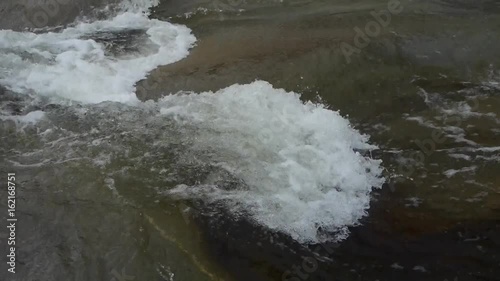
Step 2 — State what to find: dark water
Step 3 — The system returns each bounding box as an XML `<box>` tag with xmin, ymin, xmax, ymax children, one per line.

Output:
<box><xmin>1</xmin><ymin>0</ymin><xmax>499</xmax><ymax>281</ymax></box>
<box><xmin>147</xmin><ymin>1</ymin><xmax>500</xmax><ymax>280</ymax></box>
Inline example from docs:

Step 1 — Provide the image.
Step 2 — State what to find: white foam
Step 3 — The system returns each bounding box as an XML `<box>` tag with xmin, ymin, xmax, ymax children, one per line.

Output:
<box><xmin>0</xmin><ymin>110</ymin><xmax>46</xmax><ymax>126</ymax></box>
<box><xmin>118</xmin><ymin>0</ymin><xmax>160</xmax><ymax>14</ymax></box>
<box><xmin>391</xmin><ymin>263</ymin><xmax>404</xmax><ymax>270</ymax></box>
<box><xmin>443</xmin><ymin>166</ymin><xmax>477</xmax><ymax>178</ymax></box>
<box><xmin>162</xmin><ymin>81</ymin><xmax>384</xmax><ymax>243</ymax></box>
<box><xmin>477</xmin><ymin>146</ymin><xmax>500</xmax><ymax>152</ymax></box>
<box><xmin>412</xmin><ymin>266</ymin><xmax>427</xmax><ymax>273</ymax></box>
<box><xmin>0</xmin><ymin>4</ymin><xmax>195</xmax><ymax>104</ymax></box>
<box><xmin>449</xmin><ymin>153</ymin><xmax>471</xmax><ymax>161</ymax></box>
<box><xmin>0</xmin><ymin>0</ymin><xmax>384</xmax><ymax>244</ymax></box>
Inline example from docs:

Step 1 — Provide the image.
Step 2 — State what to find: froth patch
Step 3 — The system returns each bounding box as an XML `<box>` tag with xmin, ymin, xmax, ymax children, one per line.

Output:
<box><xmin>161</xmin><ymin>81</ymin><xmax>385</xmax><ymax>243</ymax></box>
<box><xmin>0</xmin><ymin>110</ymin><xmax>46</xmax><ymax>126</ymax></box>
<box><xmin>0</xmin><ymin>12</ymin><xmax>195</xmax><ymax>104</ymax></box>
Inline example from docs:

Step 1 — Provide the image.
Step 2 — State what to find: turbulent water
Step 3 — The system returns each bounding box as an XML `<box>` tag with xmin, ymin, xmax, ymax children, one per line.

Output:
<box><xmin>0</xmin><ymin>0</ymin><xmax>194</xmax><ymax>103</ymax></box>
<box><xmin>1</xmin><ymin>0</ymin><xmax>499</xmax><ymax>280</ymax></box>
<box><xmin>0</xmin><ymin>0</ymin><xmax>384</xmax><ymax>245</ymax></box>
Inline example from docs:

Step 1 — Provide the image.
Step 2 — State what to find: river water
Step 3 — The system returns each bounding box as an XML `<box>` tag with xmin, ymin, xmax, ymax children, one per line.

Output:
<box><xmin>0</xmin><ymin>0</ymin><xmax>499</xmax><ymax>280</ymax></box>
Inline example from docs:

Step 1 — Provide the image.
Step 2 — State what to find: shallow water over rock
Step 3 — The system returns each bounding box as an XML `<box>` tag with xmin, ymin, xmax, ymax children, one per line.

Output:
<box><xmin>1</xmin><ymin>0</ymin><xmax>499</xmax><ymax>280</ymax></box>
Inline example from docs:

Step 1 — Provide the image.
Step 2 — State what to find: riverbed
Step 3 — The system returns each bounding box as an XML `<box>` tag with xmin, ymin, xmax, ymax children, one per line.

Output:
<box><xmin>0</xmin><ymin>0</ymin><xmax>499</xmax><ymax>280</ymax></box>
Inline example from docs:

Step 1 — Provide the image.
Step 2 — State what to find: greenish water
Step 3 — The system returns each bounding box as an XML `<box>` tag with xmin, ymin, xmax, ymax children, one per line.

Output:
<box><xmin>145</xmin><ymin>0</ymin><xmax>500</xmax><ymax>221</ymax></box>
<box><xmin>1</xmin><ymin>0</ymin><xmax>499</xmax><ymax>281</ymax></box>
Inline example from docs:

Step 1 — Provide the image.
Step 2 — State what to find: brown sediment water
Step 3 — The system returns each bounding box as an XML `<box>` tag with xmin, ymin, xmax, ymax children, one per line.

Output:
<box><xmin>140</xmin><ymin>1</ymin><xmax>500</xmax><ymax>280</ymax></box>
<box><xmin>0</xmin><ymin>0</ymin><xmax>499</xmax><ymax>280</ymax></box>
